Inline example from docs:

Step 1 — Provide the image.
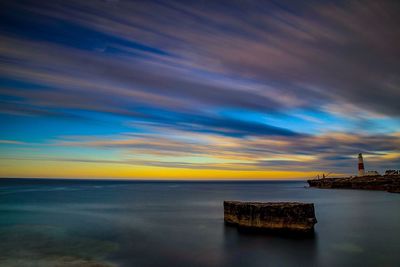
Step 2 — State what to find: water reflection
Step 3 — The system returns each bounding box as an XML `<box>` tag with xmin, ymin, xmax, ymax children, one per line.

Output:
<box><xmin>222</xmin><ymin>224</ymin><xmax>318</xmax><ymax>267</ymax></box>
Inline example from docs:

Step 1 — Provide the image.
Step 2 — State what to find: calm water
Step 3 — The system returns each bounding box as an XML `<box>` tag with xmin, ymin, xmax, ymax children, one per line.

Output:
<box><xmin>0</xmin><ymin>179</ymin><xmax>399</xmax><ymax>267</ymax></box>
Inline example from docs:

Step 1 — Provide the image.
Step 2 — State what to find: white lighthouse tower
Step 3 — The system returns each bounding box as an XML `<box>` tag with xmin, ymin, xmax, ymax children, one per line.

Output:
<box><xmin>358</xmin><ymin>153</ymin><xmax>365</xmax><ymax>177</ymax></box>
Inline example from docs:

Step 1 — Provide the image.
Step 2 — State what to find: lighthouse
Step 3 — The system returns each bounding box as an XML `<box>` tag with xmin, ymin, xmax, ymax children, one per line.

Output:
<box><xmin>358</xmin><ymin>153</ymin><xmax>365</xmax><ymax>177</ymax></box>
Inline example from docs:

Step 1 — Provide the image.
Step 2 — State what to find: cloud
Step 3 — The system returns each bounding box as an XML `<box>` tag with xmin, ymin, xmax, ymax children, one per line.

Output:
<box><xmin>0</xmin><ymin>0</ymin><xmax>399</xmax><ymax>177</ymax></box>
<box><xmin>47</xmin><ymin>130</ymin><xmax>400</xmax><ymax>173</ymax></box>
<box><xmin>0</xmin><ymin>140</ymin><xmax>26</xmax><ymax>145</ymax></box>
<box><xmin>1</xmin><ymin>0</ymin><xmax>400</xmax><ymax>118</ymax></box>
<box><xmin>0</xmin><ymin>35</ymin><xmax>301</xmax><ymax>137</ymax></box>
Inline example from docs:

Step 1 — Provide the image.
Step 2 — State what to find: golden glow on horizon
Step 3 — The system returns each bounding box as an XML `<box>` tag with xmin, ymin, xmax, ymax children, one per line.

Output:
<box><xmin>1</xmin><ymin>132</ymin><xmax>398</xmax><ymax>180</ymax></box>
<box><xmin>0</xmin><ymin>159</ymin><xmax>322</xmax><ymax>180</ymax></box>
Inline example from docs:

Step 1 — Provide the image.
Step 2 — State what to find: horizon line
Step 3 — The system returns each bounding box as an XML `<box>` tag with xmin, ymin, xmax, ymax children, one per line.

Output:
<box><xmin>0</xmin><ymin>177</ymin><xmax>311</xmax><ymax>182</ymax></box>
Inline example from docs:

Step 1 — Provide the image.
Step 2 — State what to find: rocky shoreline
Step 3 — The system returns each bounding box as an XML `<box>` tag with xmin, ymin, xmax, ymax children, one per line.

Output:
<box><xmin>307</xmin><ymin>175</ymin><xmax>400</xmax><ymax>193</ymax></box>
<box><xmin>224</xmin><ymin>201</ymin><xmax>317</xmax><ymax>233</ymax></box>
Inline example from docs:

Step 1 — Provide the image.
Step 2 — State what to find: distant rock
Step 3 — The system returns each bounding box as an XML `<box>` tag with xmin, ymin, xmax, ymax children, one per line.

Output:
<box><xmin>224</xmin><ymin>201</ymin><xmax>317</xmax><ymax>233</ymax></box>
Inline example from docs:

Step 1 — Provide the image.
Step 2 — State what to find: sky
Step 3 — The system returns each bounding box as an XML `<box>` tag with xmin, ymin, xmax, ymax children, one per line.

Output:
<box><xmin>0</xmin><ymin>0</ymin><xmax>399</xmax><ymax>179</ymax></box>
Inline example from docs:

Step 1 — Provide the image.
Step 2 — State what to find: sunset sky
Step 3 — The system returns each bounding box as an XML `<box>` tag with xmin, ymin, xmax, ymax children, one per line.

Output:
<box><xmin>1</xmin><ymin>0</ymin><xmax>399</xmax><ymax>179</ymax></box>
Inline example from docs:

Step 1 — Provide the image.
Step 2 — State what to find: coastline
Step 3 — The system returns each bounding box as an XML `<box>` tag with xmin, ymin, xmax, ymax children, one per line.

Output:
<box><xmin>307</xmin><ymin>175</ymin><xmax>400</xmax><ymax>193</ymax></box>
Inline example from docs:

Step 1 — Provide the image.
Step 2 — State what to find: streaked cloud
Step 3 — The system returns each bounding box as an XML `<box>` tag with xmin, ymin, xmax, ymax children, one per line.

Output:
<box><xmin>34</xmin><ymin>131</ymin><xmax>399</xmax><ymax>173</ymax></box>
<box><xmin>0</xmin><ymin>140</ymin><xmax>26</xmax><ymax>145</ymax></box>
<box><xmin>0</xmin><ymin>0</ymin><xmax>399</xmax><ymax>179</ymax></box>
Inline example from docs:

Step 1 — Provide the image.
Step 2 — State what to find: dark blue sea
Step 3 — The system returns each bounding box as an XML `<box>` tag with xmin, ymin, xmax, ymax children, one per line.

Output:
<box><xmin>1</xmin><ymin>179</ymin><xmax>399</xmax><ymax>267</ymax></box>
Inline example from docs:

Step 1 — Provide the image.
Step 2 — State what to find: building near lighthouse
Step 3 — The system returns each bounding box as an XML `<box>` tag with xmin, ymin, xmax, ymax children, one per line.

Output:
<box><xmin>357</xmin><ymin>153</ymin><xmax>381</xmax><ymax>177</ymax></box>
<box><xmin>365</xmin><ymin>170</ymin><xmax>380</xmax><ymax>176</ymax></box>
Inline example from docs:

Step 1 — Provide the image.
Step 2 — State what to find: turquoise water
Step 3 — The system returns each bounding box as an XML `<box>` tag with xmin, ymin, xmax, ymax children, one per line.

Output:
<box><xmin>1</xmin><ymin>179</ymin><xmax>399</xmax><ymax>266</ymax></box>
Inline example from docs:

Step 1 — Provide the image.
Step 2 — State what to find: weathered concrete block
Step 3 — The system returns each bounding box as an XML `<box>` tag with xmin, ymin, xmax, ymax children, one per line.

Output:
<box><xmin>224</xmin><ymin>201</ymin><xmax>317</xmax><ymax>233</ymax></box>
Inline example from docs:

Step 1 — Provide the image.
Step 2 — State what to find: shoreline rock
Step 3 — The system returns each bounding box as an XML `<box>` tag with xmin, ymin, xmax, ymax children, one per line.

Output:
<box><xmin>223</xmin><ymin>201</ymin><xmax>317</xmax><ymax>233</ymax></box>
<box><xmin>307</xmin><ymin>175</ymin><xmax>400</xmax><ymax>193</ymax></box>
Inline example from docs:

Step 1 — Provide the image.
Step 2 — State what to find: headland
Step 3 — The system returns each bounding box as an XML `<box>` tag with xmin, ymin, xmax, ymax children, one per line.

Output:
<box><xmin>308</xmin><ymin>153</ymin><xmax>399</xmax><ymax>193</ymax></box>
<box><xmin>308</xmin><ymin>175</ymin><xmax>400</xmax><ymax>193</ymax></box>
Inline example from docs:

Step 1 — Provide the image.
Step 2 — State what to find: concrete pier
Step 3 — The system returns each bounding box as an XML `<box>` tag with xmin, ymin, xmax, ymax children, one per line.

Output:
<box><xmin>224</xmin><ymin>201</ymin><xmax>317</xmax><ymax>233</ymax></box>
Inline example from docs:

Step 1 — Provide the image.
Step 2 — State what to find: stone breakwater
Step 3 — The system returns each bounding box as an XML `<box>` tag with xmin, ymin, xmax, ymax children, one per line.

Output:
<box><xmin>307</xmin><ymin>175</ymin><xmax>400</xmax><ymax>193</ymax></box>
<box><xmin>223</xmin><ymin>201</ymin><xmax>317</xmax><ymax>233</ymax></box>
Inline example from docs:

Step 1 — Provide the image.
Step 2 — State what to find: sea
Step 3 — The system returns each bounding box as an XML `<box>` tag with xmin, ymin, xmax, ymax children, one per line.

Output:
<box><xmin>0</xmin><ymin>179</ymin><xmax>399</xmax><ymax>267</ymax></box>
